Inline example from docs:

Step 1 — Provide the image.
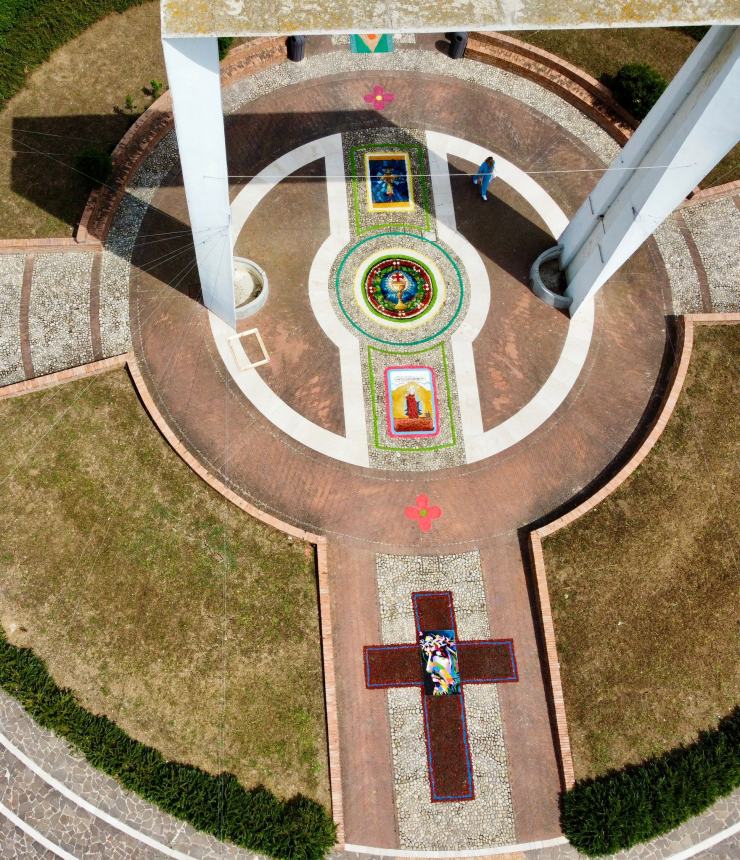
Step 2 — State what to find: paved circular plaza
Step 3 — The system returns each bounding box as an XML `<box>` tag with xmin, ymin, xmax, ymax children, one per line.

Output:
<box><xmin>124</xmin><ymin>41</ymin><xmax>672</xmax><ymax>852</ymax></box>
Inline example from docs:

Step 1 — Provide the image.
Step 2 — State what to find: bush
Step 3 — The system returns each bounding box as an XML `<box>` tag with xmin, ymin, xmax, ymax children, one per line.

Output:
<box><xmin>0</xmin><ymin>631</ymin><xmax>337</xmax><ymax>859</ymax></box>
<box><xmin>218</xmin><ymin>36</ymin><xmax>235</xmax><ymax>60</ymax></box>
<box><xmin>74</xmin><ymin>146</ymin><xmax>113</xmax><ymax>187</ymax></box>
<box><xmin>611</xmin><ymin>63</ymin><xmax>668</xmax><ymax>120</ymax></box>
<box><xmin>675</xmin><ymin>26</ymin><xmax>710</xmax><ymax>42</ymax></box>
<box><xmin>0</xmin><ymin>0</ymin><xmax>149</xmax><ymax>111</ymax></box>
<box><xmin>562</xmin><ymin>707</ymin><xmax>740</xmax><ymax>856</ymax></box>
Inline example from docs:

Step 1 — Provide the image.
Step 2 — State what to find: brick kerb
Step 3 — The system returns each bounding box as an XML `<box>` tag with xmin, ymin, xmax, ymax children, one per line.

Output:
<box><xmin>0</xmin><ymin>354</ymin><xmax>128</xmax><ymax>400</ymax></box>
<box><xmin>527</xmin><ymin>312</ymin><xmax>740</xmax><ymax>791</ymax></box>
<box><xmin>682</xmin><ymin>179</ymin><xmax>740</xmax><ymax>206</ymax></box>
<box><xmin>0</xmin><ymin>237</ymin><xmax>101</xmax><ymax>254</ymax></box>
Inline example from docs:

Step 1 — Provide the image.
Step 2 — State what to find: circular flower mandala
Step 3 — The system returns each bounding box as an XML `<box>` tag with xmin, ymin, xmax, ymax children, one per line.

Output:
<box><xmin>362</xmin><ymin>256</ymin><xmax>436</xmax><ymax>322</ymax></box>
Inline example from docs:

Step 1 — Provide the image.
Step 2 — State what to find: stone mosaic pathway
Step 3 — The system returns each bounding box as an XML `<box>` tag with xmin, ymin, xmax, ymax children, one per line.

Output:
<box><xmin>0</xmin><ymin>246</ymin><xmax>130</xmax><ymax>388</ymax></box>
<box><xmin>0</xmin><ymin>37</ymin><xmax>738</xmax><ymax>860</ymax></box>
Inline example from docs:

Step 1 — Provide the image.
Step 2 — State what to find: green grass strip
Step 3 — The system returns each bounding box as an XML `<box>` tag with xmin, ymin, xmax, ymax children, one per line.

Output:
<box><xmin>561</xmin><ymin>707</ymin><xmax>740</xmax><ymax>856</ymax></box>
<box><xmin>0</xmin><ymin>631</ymin><xmax>336</xmax><ymax>859</ymax></box>
<box><xmin>0</xmin><ymin>0</ymin><xmax>149</xmax><ymax>110</ymax></box>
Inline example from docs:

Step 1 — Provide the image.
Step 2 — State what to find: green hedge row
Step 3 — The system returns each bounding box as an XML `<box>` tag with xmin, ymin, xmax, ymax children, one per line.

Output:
<box><xmin>0</xmin><ymin>632</ymin><xmax>336</xmax><ymax>860</ymax></box>
<box><xmin>0</xmin><ymin>0</ymin><xmax>149</xmax><ymax>110</ymax></box>
<box><xmin>562</xmin><ymin>707</ymin><xmax>740</xmax><ymax>856</ymax></box>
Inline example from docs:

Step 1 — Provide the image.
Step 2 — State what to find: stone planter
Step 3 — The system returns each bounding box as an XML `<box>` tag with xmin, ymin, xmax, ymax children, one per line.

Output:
<box><xmin>234</xmin><ymin>257</ymin><xmax>269</xmax><ymax>319</ymax></box>
<box><xmin>530</xmin><ymin>245</ymin><xmax>572</xmax><ymax>311</ymax></box>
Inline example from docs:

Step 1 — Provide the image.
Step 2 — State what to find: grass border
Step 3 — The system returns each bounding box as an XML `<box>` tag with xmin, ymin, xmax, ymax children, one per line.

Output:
<box><xmin>0</xmin><ymin>623</ymin><xmax>336</xmax><ymax>859</ymax></box>
<box><xmin>0</xmin><ymin>0</ymin><xmax>151</xmax><ymax>112</ymax></box>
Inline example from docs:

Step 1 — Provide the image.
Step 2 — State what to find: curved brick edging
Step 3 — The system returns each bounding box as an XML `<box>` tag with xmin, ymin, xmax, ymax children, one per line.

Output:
<box><xmin>76</xmin><ymin>37</ymin><xmax>286</xmax><ymax>244</ymax></box>
<box><xmin>683</xmin><ymin>178</ymin><xmax>740</xmax><ymax>206</ymax></box>
<box><xmin>466</xmin><ymin>32</ymin><xmax>637</xmax><ymax>145</ymax></box>
<box><xmin>527</xmin><ymin>312</ymin><xmax>740</xmax><ymax>791</ymax></box>
<box><xmin>125</xmin><ymin>355</ymin><xmax>346</xmax><ymax>847</ymax></box>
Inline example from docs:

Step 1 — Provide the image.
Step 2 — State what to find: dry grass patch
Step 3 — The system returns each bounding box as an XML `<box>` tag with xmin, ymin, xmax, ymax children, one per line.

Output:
<box><xmin>0</xmin><ymin>368</ymin><xmax>329</xmax><ymax>807</ymax></box>
<box><xmin>543</xmin><ymin>324</ymin><xmax>740</xmax><ymax>780</ymax></box>
<box><xmin>0</xmin><ymin>1</ymin><xmax>166</xmax><ymax>239</ymax></box>
<box><xmin>517</xmin><ymin>27</ymin><xmax>739</xmax><ymax>188</ymax></box>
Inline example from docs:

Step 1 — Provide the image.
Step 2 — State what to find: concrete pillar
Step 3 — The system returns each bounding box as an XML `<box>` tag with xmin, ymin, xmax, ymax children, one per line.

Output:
<box><xmin>162</xmin><ymin>36</ymin><xmax>236</xmax><ymax>327</ymax></box>
<box><xmin>560</xmin><ymin>26</ymin><xmax>740</xmax><ymax>315</ymax></box>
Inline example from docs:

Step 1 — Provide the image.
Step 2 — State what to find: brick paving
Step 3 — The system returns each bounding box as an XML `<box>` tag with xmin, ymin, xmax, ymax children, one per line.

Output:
<box><xmin>0</xmin><ymin>40</ymin><xmax>738</xmax><ymax>860</ymax></box>
<box><xmin>128</xmin><ymin>55</ymin><xmax>667</xmax><ymax>850</ymax></box>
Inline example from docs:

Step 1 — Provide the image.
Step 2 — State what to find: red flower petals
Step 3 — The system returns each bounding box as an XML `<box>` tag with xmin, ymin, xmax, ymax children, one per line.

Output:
<box><xmin>405</xmin><ymin>494</ymin><xmax>442</xmax><ymax>532</ymax></box>
<box><xmin>364</xmin><ymin>84</ymin><xmax>395</xmax><ymax>110</ymax></box>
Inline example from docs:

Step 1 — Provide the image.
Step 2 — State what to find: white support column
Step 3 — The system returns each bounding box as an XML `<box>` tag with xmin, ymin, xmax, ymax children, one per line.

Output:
<box><xmin>561</xmin><ymin>26</ymin><xmax>740</xmax><ymax>315</ymax></box>
<box><xmin>162</xmin><ymin>36</ymin><xmax>236</xmax><ymax>328</ymax></box>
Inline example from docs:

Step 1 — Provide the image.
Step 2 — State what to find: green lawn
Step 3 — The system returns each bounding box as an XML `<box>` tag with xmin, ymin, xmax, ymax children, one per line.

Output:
<box><xmin>0</xmin><ymin>368</ymin><xmax>330</xmax><ymax>808</ymax></box>
<box><xmin>543</xmin><ymin>324</ymin><xmax>740</xmax><ymax>780</ymax></box>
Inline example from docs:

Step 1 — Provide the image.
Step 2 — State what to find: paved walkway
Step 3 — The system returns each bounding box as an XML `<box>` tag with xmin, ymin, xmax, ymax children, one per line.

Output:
<box><xmin>1</xmin><ymin>190</ymin><xmax>736</xmax><ymax>394</ymax></box>
<box><xmin>0</xmin><ymin>246</ymin><xmax>131</xmax><ymax>388</ymax></box>
<box><xmin>655</xmin><ymin>193</ymin><xmax>740</xmax><ymax>314</ymax></box>
<box><xmin>0</xmin><ymin>39</ymin><xmax>738</xmax><ymax>859</ymax></box>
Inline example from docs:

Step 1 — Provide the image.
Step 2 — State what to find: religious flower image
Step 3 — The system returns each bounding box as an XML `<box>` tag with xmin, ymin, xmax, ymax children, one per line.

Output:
<box><xmin>419</xmin><ymin>630</ymin><xmax>461</xmax><ymax>696</ymax></box>
<box><xmin>363</xmin><ymin>84</ymin><xmax>395</xmax><ymax>110</ymax></box>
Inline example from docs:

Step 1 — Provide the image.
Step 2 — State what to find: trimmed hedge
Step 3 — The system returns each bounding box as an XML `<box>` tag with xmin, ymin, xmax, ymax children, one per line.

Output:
<box><xmin>0</xmin><ymin>632</ymin><xmax>337</xmax><ymax>859</ymax></box>
<box><xmin>611</xmin><ymin>63</ymin><xmax>668</xmax><ymax>120</ymax></box>
<box><xmin>0</xmin><ymin>0</ymin><xmax>149</xmax><ymax>111</ymax></box>
<box><xmin>562</xmin><ymin>707</ymin><xmax>740</xmax><ymax>856</ymax></box>
<box><xmin>218</xmin><ymin>36</ymin><xmax>235</xmax><ymax>60</ymax></box>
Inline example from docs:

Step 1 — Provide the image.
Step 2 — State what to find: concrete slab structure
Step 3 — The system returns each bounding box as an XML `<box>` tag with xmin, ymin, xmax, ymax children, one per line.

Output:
<box><xmin>161</xmin><ymin>1</ymin><xmax>739</xmax><ymax>328</ymax></box>
<box><xmin>161</xmin><ymin>0</ymin><xmax>739</xmax><ymax>37</ymax></box>
<box><xmin>561</xmin><ymin>26</ymin><xmax>740</xmax><ymax>314</ymax></box>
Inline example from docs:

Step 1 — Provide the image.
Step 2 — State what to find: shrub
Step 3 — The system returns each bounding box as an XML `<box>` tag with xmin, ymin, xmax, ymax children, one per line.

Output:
<box><xmin>611</xmin><ymin>63</ymin><xmax>668</xmax><ymax>120</ymax></box>
<box><xmin>74</xmin><ymin>146</ymin><xmax>113</xmax><ymax>187</ymax></box>
<box><xmin>677</xmin><ymin>26</ymin><xmax>710</xmax><ymax>42</ymax></box>
<box><xmin>143</xmin><ymin>78</ymin><xmax>164</xmax><ymax>100</ymax></box>
<box><xmin>561</xmin><ymin>707</ymin><xmax>740</xmax><ymax>856</ymax></box>
<box><xmin>218</xmin><ymin>36</ymin><xmax>235</xmax><ymax>60</ymax></box>
<box><xmin>0</xmin><ymin>631</ymin><xmax>337</xmax><ymax>859</ymax></box>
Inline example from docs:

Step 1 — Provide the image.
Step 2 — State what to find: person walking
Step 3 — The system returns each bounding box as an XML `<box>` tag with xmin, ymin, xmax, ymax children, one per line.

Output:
<box><xmin>473</xmin><ymin>156</ymin><xmax>496</xmax><ymax>201</ymax></box>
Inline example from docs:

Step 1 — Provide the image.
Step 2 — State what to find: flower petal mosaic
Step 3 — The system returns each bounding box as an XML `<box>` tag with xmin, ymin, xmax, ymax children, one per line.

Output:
<box><xmin>326</xmin><ymin>127</ymin><xmax>473</xmax><ymax>470</ymax></box>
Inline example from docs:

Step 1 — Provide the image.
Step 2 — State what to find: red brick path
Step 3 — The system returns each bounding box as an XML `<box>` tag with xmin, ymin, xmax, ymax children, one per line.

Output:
<box><xmin>127</xmin><ymin>64</ymin><xmax>671</xmax><ymax>850</ymax></box>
